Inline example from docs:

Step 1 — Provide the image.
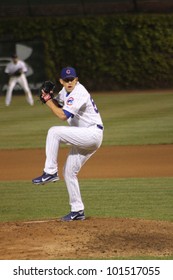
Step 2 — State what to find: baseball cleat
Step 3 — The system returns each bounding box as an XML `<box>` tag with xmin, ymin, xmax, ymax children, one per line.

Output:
<box><xmin>32</xmin><ymin>172</ymin><xmax>59</xmax><ymax>185</ymax></box>
<box><xmin>61</xmin><ymin>210</ymin><xmax>85</xmax><ymax>222</ymax></box>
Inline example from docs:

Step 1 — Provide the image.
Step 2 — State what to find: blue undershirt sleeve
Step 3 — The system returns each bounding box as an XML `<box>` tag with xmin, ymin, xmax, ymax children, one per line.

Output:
<box><xmin>63</xmin><ymin>109</ymin><xmax>74</xmax><ymax>119</ymax></box>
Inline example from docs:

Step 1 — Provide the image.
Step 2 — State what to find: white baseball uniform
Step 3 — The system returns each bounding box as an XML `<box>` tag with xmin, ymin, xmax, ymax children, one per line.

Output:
<box><xmin>4</xmin><ymin>59</ymin><xmax>34</xmax><ymax>106</ymax></box>
<box><xmin>44</xmin><ymin>82</ymin><xmax>103</xmax><ymax>211</ymax></box>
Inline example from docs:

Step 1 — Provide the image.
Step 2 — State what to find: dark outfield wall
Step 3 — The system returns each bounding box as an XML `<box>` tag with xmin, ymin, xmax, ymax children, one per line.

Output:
<box><xmin>0</xmin><ymin>14</ymin><xmax>173</xmax><ymax>91</ymax></box>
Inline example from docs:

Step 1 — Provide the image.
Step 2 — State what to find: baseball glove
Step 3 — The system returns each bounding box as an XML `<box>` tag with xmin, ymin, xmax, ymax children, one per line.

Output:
<box><xmin>39</xmin><ymin>80</ymin><xmax>55</xmax><ymax>104</ymax></box>
<box><xmin>11</xmin><ymin>69</ymin><xmax>22</xmax><ymax>77</ymax></box>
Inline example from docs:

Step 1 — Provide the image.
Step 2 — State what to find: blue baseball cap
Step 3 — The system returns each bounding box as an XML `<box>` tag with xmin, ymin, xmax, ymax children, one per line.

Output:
<box><xmin>60</xmin><ymin>67</ymin><xmax>77</xmax><ymax>80</ymax></box>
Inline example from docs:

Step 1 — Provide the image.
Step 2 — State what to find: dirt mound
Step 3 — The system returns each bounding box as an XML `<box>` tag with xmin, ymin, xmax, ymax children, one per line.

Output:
<box><xmin>0</xmin><ymin>218</ymin><xmax>173</xmax><ymax>260</ymax></box>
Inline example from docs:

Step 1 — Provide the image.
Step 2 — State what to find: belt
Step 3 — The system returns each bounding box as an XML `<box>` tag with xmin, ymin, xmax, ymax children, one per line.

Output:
<box><xmin>97</xmin><ymin>124</ymin><xmax>103</xmax><ymax>130</ymax></box>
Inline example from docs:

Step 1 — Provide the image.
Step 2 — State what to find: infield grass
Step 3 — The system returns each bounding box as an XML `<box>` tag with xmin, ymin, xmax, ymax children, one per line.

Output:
<box><xmin>0</xmin><ymin>178</ymin><xmax>172</xmax><ymax>222</ymax></box>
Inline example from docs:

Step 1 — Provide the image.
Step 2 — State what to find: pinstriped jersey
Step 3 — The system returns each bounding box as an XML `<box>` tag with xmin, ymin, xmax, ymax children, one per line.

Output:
<box><xmin>57</xmin><ymin>82</ymin><xmax>103</xmax><ymax>128</ymax></box>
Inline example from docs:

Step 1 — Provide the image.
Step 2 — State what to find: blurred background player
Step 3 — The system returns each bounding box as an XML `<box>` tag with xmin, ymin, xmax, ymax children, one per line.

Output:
<box><xmin>4</xmin><ymin>54</ymin><xmax>34</xmax><ymax>106</ymax></box>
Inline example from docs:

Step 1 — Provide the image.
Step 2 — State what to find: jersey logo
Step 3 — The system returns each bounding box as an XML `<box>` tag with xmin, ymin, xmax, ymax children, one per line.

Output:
<box><xmin>67</xmin><ymin>97</ymin><xmax>74</xmax><ymax>105</ymax></box>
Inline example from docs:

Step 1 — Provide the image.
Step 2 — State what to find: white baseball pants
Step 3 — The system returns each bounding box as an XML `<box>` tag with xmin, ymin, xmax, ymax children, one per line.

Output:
<box><xmin>44</xmin><ymin>125</ymin><xmax>103</xmax><ymax>211</ymax></box>
<box><xmin>5</xmin><ymin>73</ymin><xmax>34</xmax><ymax>106</ymax></box>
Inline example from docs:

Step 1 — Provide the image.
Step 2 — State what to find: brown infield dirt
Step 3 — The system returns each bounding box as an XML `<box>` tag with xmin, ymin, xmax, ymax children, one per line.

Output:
<box><xmin>0</xmin><ymin>145</ymin><xmax>173</xmax><ymax>260</ymax></box>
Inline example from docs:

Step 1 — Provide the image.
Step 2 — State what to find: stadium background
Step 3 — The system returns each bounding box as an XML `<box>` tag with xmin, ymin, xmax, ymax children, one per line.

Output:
<box><xmin>0</xmin><ymin>0</ymin><xmax>173</xmax><ymax>16</ymax></box>
<box><xmin>0</xmin><ymin>0</ymin><xmax>173</xmax><ymax>92</ymax></box>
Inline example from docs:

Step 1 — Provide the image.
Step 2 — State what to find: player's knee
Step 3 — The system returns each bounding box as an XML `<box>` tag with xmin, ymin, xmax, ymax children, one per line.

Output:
<box><xmin>48</xmin><ymin>126</ymin><xmax>54</xmax><ymax>135</ymax></box>
<box><xmin>47</xmin><ymin>126</ymin><xmax>60</xmax><ymax>138</ymax></box>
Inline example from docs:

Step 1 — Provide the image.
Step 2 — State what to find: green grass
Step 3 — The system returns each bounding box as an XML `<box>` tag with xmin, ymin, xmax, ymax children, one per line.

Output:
<box><xmin>0</xmin><ymin>91</ymin><xmax>173</xmax><ymax>149</ymax></box>
<box><xmin>0</xmin><ymin>178</ymin><xmax>172</xmax><ymax>222</ymax></box>
<box><xmin>0</xmin><ymin>95</ymin><xmax>61</xmax><ymax>149</ymax></box>
<box><xmin>99</xmin><ymin>91</ymin><xmax>173</xmax><ymax>146</ymax></box>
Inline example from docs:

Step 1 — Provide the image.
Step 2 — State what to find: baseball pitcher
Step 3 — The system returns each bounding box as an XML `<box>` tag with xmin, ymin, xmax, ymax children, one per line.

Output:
<box><xmin>32</xmin><ymin>66</ymin><xmax>104</xmax><ymax>221</ymax></box>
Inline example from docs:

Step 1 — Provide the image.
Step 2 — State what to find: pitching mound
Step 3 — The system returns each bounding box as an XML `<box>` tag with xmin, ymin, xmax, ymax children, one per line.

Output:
<box><xmin>0</xmin><ymin>217</ymin><xmax>173</xmax><ymax>260</ymax></box>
